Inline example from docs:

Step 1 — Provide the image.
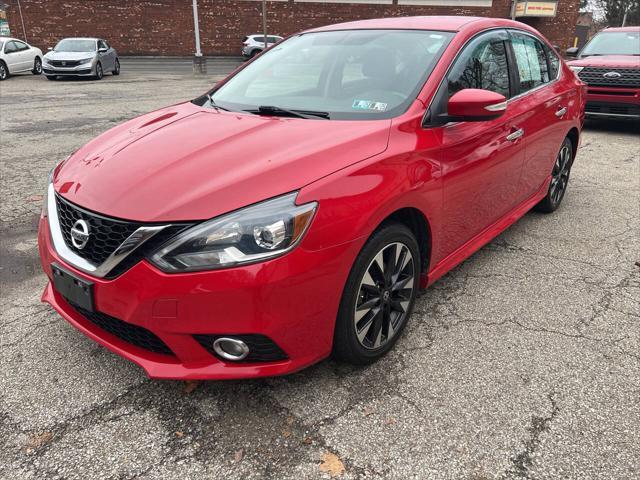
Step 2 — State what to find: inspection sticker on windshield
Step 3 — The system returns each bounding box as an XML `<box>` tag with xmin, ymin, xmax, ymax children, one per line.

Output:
<box><xmin>352</xmin><ymin>99</ymin><xmax>388</xmax><ymax>112</ymax></box>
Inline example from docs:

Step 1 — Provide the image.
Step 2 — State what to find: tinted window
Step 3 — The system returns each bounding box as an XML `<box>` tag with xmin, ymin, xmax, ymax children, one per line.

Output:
<box><xmin>510</xmin><ymin>33</ymin><xmax>550</xmax><ymax>93</ymax></box>
<box><xmin>267</xmin><ymin>36</ymin><xmax>279</xmax><ymax>43</ymax></box>
<box><xmin>210</xmin><ymin>30</ymin><xmax>453</xmax><ymax>120</ymax></box>
<box><xmin>447</xmin><ymin>33</ymin><xmax>510</xmax><ymax>98</ymax></box>
<box><xmin>545</xmin><ymin>45</ymin><xmax>560</xmax><ymax>79</ymax></box>
<box><xmin>4</xmin><ymin>41</ymin><xmax>18</xmax><ymax>53</ymax></box>
<box><xmin>253</xmin><ymin>36</ymin><xmax>265</xmax><ymax>43</ymax></box>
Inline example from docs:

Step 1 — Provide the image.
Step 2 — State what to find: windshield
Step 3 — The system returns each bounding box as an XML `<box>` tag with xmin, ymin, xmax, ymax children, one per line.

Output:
<box><xmin>581</xmin><ymin>31</ymin><xmax>640</xmax><ymax>57</ymax></box>
<box><xmin>54</xmin><ymin>39</ymin><xmax>96</xmax><ymax>52</ymax></box>
<box><xmin>207</xmin><ymin>29</ymin><xmax>454</xmax><ymax>120</ymax></box>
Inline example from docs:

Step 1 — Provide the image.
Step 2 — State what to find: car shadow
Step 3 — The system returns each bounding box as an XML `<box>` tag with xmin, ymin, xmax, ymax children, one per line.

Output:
<box><xmin>583</xmin><ymin>118</ymin><xmax>639</xmax><ymax>135</ymax></box>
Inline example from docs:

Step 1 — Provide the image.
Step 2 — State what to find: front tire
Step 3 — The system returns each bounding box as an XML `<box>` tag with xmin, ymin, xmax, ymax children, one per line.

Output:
<box><xmin>32</xmin><ymin>57</ymin><xmax>42</xmax><ymax>75</ymax></box>
<box><xmin>333</xmin><ymin>223</ymin><xmax>420</xmax><ymax>365</ymax></box>
<box><xmin>94</xmin><ymin>62</ymin><xmax>103</xmax><ymax>80</ymax></box>
<box><xmin>0</xmin><ymin>61</ymin><xmax>8</xmax><ymax>80</ymax></box>
<box><xmin>112</xmin><ymin>58</ymin><xmax>120</xmax><ymax>75</ymax></box>
<box><xmin>534</xmin><ymin>137</ymin><xmax>573</xmax><ymax>213</ymax></box>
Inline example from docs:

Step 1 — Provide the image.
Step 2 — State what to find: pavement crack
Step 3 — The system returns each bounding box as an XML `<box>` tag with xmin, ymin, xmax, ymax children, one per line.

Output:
<box><xmin>504</xmin><ymin>392</ymin><xmax>560</xmax><ymax>479</ymax></box>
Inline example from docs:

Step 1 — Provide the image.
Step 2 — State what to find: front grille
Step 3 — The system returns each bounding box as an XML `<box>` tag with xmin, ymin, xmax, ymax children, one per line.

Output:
<box><xmin>56</xmin><ymin>195</ymin><xmax>142</xmax><ymax>266</ymax></box>
<box><xmin>578</xmin><ymin>67</ymin><xmax>640</xmax><ymax>88</ymax></box>
<box><xmin>194</xmin><ymin>334</ymin><xmax>288</xmax><ymax>363</ymax></box>
<box><xmin>70</xmin><ymin>303</ymin><xmax>175</xmax><ymax>356</ymax></box>
<box><xmin>586</xmin><ymin>101</ymin><xmax>640</xmax><ymax>116</ymax></box>
<box><xmin>48</xmin><ymin>59</ymin><xmax>81</xmax><ymax>67</ymax></box>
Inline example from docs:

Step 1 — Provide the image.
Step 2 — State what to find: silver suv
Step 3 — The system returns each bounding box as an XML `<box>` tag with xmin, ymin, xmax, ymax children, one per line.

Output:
<box><xmin>242</xmin><ymin>34</ymin><xmax>283</xmax><ymax>58</ymax></box>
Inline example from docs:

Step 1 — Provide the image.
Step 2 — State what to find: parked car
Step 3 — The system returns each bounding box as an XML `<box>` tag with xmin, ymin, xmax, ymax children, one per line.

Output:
<box><xmin>566</xmin><ymin>26</ymin><xmax>640</xmax><ymax>120</ymax></box>
<box><xmin>0</xmin><ymin>36</ymin><xmax>42</xmax><ymax>80</ymax></box>
<box><xmin>39</xmin><ymin>16</ymin><xmax>585</xmax><ymax>380</ymax></box>
<box><xmin>42</xmin><ymin>37</ymin><xmax>119</xmax><ymax>80</ymax></box>
<box><xmin>242</xmin><ymin>34</ymin><xmax>283</xmax><ymax>58</ymax></box>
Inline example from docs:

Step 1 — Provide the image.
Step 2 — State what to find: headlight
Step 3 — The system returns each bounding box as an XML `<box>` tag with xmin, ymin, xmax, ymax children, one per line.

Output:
<box><xmin>149</xmin><ymin>193</ymin><xmax>317</xmax><ymax>272</ymax></box>
<box><xmin>78</xmin><ymin>57</ymin><xmax>93</xmax><ymax>64</ymax></box>
<box><xmin>569</xmin><ymin>66</ymin><xmax>584</xmax><ymax>75</ymax></box>
<box><xmin>43</xmin><ymin>156</ymin><xmax>70</xmax><ymax>217</ymax></box>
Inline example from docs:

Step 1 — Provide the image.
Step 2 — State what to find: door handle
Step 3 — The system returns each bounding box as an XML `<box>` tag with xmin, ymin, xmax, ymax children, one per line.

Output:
<box><xmin>506</xmin><ymin>128</ymin><xmax>524</xmax><ymax>142</ymax></box>
<box><xmin>555</xmin><ymin>107</ymin><xmax>567</xmax><ymax>118</ymax></box>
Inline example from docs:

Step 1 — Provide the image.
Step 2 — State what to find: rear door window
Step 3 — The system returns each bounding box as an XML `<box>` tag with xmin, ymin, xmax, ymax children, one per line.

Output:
<box><xmin>510</xmin><ymin>32</ymin><xmax>551</xmax><ymax>93</ymax></box>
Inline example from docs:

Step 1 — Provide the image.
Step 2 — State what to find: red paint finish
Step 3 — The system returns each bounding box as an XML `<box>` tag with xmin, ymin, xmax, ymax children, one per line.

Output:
<box><xmin>566</xmin><ymin>27</ymin><xmax>640</xmax><ymax>117</ymax></box>
<box><xmin>39</xmin><ymin>17</ymin><xmax>584</xmax><ymax>379</ymax></box>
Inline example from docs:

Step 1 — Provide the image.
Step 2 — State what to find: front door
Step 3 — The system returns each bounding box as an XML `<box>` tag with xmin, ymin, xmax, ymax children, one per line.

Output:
<box><xmin>431</xmin><ymin>29</ymin><xmax>526</xmax><ymax>259</ymax></box>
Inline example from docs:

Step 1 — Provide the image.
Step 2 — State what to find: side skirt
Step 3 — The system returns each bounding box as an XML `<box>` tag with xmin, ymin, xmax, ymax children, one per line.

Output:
<box><xmin>423</xmin><ymin>177</ymin><xmax>550</xmax><ymax>288</ymax></box>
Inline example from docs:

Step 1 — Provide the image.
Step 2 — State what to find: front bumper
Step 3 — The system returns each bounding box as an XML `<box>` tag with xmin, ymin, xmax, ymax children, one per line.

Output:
<box><xmin>585</xmin><ymin>86</ymin><xmax>640</xmax><ymax>119</ymax></box>
<box><xmin>38</xmin><ymin>215</ymin><xmax>361</xmax><ymax>379</ymax></box>
<box><xmin>43</xmin><ymin>63</ymin><xmax>95</xmax><ymax>76</ymax></box>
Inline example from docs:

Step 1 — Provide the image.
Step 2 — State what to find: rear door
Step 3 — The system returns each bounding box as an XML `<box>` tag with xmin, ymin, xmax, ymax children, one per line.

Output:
<box><xmin>507</xmin><ymin>31</ymin><xmax>573</xmax><ymax>198</ymax></box>
<box><xmin>429</xmin><ymin>29</ymin><xmax>527</xmax><ymax>257</ymax></box>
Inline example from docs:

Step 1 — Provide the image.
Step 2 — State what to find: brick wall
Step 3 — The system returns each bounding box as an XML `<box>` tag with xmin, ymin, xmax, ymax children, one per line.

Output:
<box><xmin>5</xmin><ymin>0</ymin><xmax>579</xmax><ymax>56</ymax></box>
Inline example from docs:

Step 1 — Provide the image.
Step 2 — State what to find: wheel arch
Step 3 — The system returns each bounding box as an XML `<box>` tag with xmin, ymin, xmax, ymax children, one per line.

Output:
<box><xmin>566</xmin><ymin>127</ymin><xmax>579</xmax><ymax>163</ymax></box>
<box><xmin>376</xmin><ymin>207</ymin><xmax>432</xmax><ymax>276</ymax></box>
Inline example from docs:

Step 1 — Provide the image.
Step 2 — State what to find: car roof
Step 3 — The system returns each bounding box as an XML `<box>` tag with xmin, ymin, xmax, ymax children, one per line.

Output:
<box><xmin>58</xmin><ymin>37</ymin><xmax>100</xmax><ymax>41</ymax></box>
<box><xmin>249</xmin><ymin>34</ymin><xmax>282</xmax><ymax>37</ymax></box>
<box><xmin>602</xmin><ymin>26</ymin><xmax>640</xmax><ymax>32</ymax></box>
<box><xmin>304</xmin><ymin>16</ymin><xmax>499</xmax><ymax>33</ymax></box>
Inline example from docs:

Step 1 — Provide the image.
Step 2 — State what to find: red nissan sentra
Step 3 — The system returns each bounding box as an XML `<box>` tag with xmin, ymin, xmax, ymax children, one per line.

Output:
<box><xmin>38</xmin><ymin>17</ymin><xmax>585</xmax><ymax>380</ymax></box>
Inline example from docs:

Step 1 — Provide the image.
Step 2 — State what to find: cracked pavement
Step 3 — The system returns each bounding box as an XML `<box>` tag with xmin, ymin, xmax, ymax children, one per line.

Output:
<box><xmin>1</xmin><ymin>62</ymin><xmax>639</xmax><ymax>479</ymax></box>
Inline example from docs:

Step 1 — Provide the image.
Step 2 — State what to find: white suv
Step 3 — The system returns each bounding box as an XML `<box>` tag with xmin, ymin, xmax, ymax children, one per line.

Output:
<box><xmin>242</xmin><ymin>34</ymin><xmax>283</xmax><ymax>58</ymax></box>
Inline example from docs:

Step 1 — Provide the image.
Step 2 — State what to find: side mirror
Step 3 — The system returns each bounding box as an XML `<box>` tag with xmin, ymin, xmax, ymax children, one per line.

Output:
<box><xmin>446</xmin><ymin>89</ymin><xmax>507</xmax><ymax>122</ymax></box>
<box><xmin>98</xmin><ymin>47</ymin><xmax>108</xmax><ymax>53</ymax></box>
<box><xmin>48</xmin><ymin>47</ymin><xmax>53</xmax><ymax>51</ymax></box>
<box><xmin>565</xmin><ymin>47</ymin><xmax>579</xmax><ymax>58</ymax></box>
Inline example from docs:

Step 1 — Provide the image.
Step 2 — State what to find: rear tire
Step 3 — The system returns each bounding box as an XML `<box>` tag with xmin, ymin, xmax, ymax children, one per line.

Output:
<box><xmin>32</xmin><ymin>57</ymin><xmax>42</xmax><ymax>75</ymax></box>
<box><xmin>534</xmin><ymin>137</ymin><xmax>573</xmax><ymax>213</ymax></box>
<box><xmin>112</xmin><ymin>58</ymin><xmax>120</xmax><ymax>75</ymax></box>
<box><xmin>0</xmin><ymin>61</ymin><xmax>8</xmax><ymax>80</ymax></box>
<box><xmin>332</xmin><ymin>223</ymin><xmax>420</xmax><ymax>365</ymax></box>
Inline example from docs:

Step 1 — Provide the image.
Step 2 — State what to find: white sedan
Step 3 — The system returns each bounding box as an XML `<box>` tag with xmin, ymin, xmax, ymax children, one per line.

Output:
<box><xmin>0</xmin><ymin>37</ymin><xmax>43</xmax><ymax>80</ymax></box>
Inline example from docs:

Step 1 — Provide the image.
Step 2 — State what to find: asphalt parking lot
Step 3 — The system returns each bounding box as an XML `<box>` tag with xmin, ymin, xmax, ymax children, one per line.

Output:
<box><xmin>1</xmin><ymin>59</ymin><xmax>639</xmax><ymax>479</ymax></box>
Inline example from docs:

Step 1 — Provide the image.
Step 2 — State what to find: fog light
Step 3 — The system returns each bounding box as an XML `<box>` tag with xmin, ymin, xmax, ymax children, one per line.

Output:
<box><xmin>212</xmin><ymin>337</ymin><xmax>250</xmax><ymax>361</ymax></box>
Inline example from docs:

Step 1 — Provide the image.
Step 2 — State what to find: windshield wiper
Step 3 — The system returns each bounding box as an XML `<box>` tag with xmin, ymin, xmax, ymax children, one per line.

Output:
<box><xmin>206</xmin><ymin>93</ymin><xmax>232</xmax><ymax>112</ymax></box>
<box><xmin>245</xmin><ymin>105</ymin><xmax>330</xmax><ymax>120</ymax></box>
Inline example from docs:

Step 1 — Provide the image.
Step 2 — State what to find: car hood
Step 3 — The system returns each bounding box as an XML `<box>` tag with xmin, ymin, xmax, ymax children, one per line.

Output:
<box><xmin>54</xmin><ymin>102</ymin><xmax>391</xmax><ymax>222</ymax></box>
<box><xmin>567</xmin><ymin>55</ymin><xmax>640</xmax><ymax>68</ymax></box>
<box><xmin>45</xmin><ymin>51</ymin><xmax>96</xmax><ymax>60</ymax></box>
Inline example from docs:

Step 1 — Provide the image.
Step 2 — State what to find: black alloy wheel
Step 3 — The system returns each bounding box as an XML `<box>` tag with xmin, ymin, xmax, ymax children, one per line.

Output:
<box><xmin>535</xmin><ymin>137</ymin><xmax>573</xmax><ymax>213</ymax></box>
<box><xmin>333</xmin><ymin>223</ymin><xmax>419</xmax><ymax>364</ymax></box>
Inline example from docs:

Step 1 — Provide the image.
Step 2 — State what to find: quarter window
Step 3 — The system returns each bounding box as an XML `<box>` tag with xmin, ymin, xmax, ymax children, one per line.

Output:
<box><xmin>545</xmin><ymin>46</ymin><xmax>560</xmax><ymax>79</ymax></box>
<box><xmin>510</xmin><ymin>33</ymin><xmax>550</xmax><ymax>93</ymax></box>
<box><xmin>447</xmin><ymin>34</ymin><xmax>510</xmax><ymax>99</ymax></box>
